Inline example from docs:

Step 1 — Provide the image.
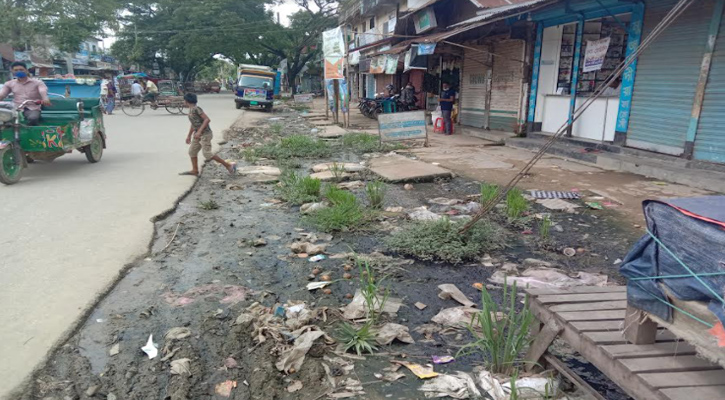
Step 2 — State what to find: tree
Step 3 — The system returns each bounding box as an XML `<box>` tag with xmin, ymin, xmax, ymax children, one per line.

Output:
<box><xmin>0</xmin><ymin>0</ymin><xmax>122</xmax><ymax>52</ymax></box>
<box><xmin>260</xmin><ymin>0</ymin><xmax>339</xmax><ymax>94</ymax></box>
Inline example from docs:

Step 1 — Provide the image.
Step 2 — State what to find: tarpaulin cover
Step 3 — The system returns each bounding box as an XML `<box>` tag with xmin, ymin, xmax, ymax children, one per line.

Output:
<box><xmin>620</xmin><ymin>196</ymin><xmax>725</xmax><ymax>325</ymax></box>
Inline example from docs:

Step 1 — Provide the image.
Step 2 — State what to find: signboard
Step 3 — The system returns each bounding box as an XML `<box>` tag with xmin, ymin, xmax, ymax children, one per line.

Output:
<box><xmin>294</xmin><ymin>94</ymin><xmax>313</xmax><ymax>103</ymax></box>
<box><xmin>324</xmin><ymin>56</ymin><xmax>344</xmax><ymax>79</ymax></box>
<box><xmin>417</xmin><ymin>43</ymin><xmax>436</xmax><ymax>55</ymax></box>
<box><xmin>378</xmin><ymin>111</ymin><xmax>428</xmax><ymax>144</ymax></box>
<box><xmin>243</xmin><ymin>88</ymin><xmax>267</xmax><ymax>100</ymax></box>
<box><xmin>349</xmin><ymin>50</ymin><xmax>360</xmax><ymax>65</ymax></box>
<box><xmin>13</xmin><ymin>51</ymin><xmax>30</xmax><ymax>62</ymax></box>
<box><xmin>404</xmin><ymin>45</ymin><xmax>428</xmax><ymax>72</ymax></box>
<box><xmin>583</xmin><ymin>37</ymin><xmax>611</xmax><ymax>73</ymax></box>
<box><xmin>384</xmin><ymin>55</ymin><xmax>399</xmax><ymax>74</ymax></box>
<box><xmin>370</xmin><ymin>56</ymin><xmax>386</xmax><ymax>74</ymax></box>
<box><xmin>414</xmin><ymin>8</ymin><xmax>438</xmax><ymax>34</ymax></box>
<box><xmin>322</xmin><ymin>27</ymin><xmax>345</xmax><ymax>57</ymax></box>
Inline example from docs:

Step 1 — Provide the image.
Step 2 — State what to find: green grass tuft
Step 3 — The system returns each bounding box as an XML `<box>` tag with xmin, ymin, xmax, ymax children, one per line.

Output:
<box><xmin>481</xmin><ymin>183</ymin><xmax>500</xmax><ymax>205</ymax></box>
<box><xmin>255</xmin><ymin>134</ymin><xmax>331</xmax><ymax>159</ymax></box>
<box><xmin>277</xmin><ymin>171</ymin><xmax>321</xmax><ymax>205</ymax></box>
<box><xmin>385</xmin><ymin>218</ymin><xmax>500</xmax><ymax>264</ymax></box>
<box><xmin>307</xmin><ymin>186</ymin><xmax>369</xmax><ymax>232</ymax></box>
<box><xmin>506</xmin><ymin>188</ymin><xmax>528</xmax><ymax>221</ymax></box>
<box><xmin>365</xmin><ymin>180</ymin><xmax>386</xmax><ymax>209</ymax></box>
<box><xmin>199</xmin><ymin>200</ymin><xmax>220</xmax><ymax>210</ymax></box>
<box><xmin>340</xmin><ymin>132</ymin><xmax>405</xmax><ymax>154</ymax></box>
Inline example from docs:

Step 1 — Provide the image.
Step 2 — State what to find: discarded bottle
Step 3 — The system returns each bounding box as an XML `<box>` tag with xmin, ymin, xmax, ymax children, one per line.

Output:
<box><xmin>309</xmin><ymin>255</ymin><xmax>327</xmax><ymax>262</ymax></box>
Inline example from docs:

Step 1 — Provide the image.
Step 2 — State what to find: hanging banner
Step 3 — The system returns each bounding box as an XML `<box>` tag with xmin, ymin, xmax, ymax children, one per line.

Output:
<box><xmin>349</xmin><ymin>50</ymin><xmax>360</xmax><ymax>65</ymax></box>
<box><xmin>370</xmin><ymin>56</ymin><xmax>386</xmax><ymax>74</ymax></box>
<box><xmin>325</xmin><ymin>79</ymin><xmax>336</xmax><ymax>112</ymax></box>
<box><xmin>323</xmin><ymin>27</ymin><xmax>345</xmax><ymax>57</ymax></box>
<box><xmin>404</xmin><ymin>50</ymin><xmax>412</xmax><ymax>72</ymax></box>
<box><xmin>404</xmin><ymin>45</ymin><xmax>428</xmax><ymax>72</ymax></box>
<box><xmin>414</xmin><ymin>8</ymin><xmax>438</xmax><ymax>34</ymax></box>
<box><xmin>339</xmin><ymin>78</ymin><xmax>349</xmax><ymax>113</ymax></box>
<box><xmin>583</xmin><ymin>37</ymin><xmax>611</xmax><ymax>73</ymax></box>
<box><xmin>385</xmin><ymin>54</ymin><xmax>400</xmax><ymax>74</ymax></box>
<box><xmin>417</xmin><ymin>43</ymin><xmax>436</xmax><ymax>55</ymax></box>
<box><xmin>324</xmin><ymin>56</ymin><xmax>344</xmax><ymax>80</ymax></box>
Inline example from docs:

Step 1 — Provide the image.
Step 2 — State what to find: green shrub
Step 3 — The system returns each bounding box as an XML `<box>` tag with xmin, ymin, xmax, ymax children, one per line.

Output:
<box><xmin>277</xmin><ymin>171</ymin><xmax>321</xmax><ymax>205</ymax></box>
<box><xmin>255</xmin><ymin>134</ymin><xmax>331</xmax><ymax>159</ymax></box>
<box><xmin>385</xmin><ymin>218</ymin><xmax>500</xmax><ymax>264</ymax></box>
<box><xmin>457</xmin><ymin>281</ymin><xmax>535</xmax><ymax>375</ymax></box>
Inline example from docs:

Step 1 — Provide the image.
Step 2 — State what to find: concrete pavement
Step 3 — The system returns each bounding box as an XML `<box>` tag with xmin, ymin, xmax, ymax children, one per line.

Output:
<box><xmin>0</xmin><ymin>93</ymin><xmax>261</xmax><ymax>398</ymax></box>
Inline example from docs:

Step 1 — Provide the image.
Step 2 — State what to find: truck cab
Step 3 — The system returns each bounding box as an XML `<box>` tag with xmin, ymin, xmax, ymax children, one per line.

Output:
<box><xmin>235</xmin><ymin>65</ymin><xmax>276</xmax><ymax>111</ymax></box>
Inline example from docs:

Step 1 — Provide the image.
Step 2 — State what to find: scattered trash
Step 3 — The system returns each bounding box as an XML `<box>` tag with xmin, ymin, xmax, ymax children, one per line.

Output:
<box><xmin>585</xmin><ymin>202</ymin><xmax>604</xmax><ymax>210</ymax></box>
<box><xmin>438</xmin><ymin>284</ymin><xmax>475</xmax><ymax>307</ymax></box>
<box><xmin>536</xmin><ymin>198</ymin><xmax>581</xmax><ymax>212</ymax></box>
<box><xmin>275</xmin><ymin>330</ymin><xmax>326</xmax><ymax>373</ymax></box>
<box><xmin>375</xmin><ymin>372</ymin><xmax>406</xmax><ymax>382</ymax></box>
<box><xmin>502</xmin><ymin>375</ymin><xmax>560</xmax><ymax>399</ymax></box>
<box><xmin>109</xmin><ymin>343</ymin><xmax>120</xmax><ymax>357</ymax></box>
<box><xmin>107</xmin><ymin>393</ymin><xmax>117</xmax><ymax>400</ymax></box>
<box><xmin>613</xmin><ymin>258</ymin><xmax>623</xmax><ymax>265</ymax></box>
<box><xmin>300</xmin><ymin>202</ymin><xmax>328</xmax><ymax>214</ymax></box>
<box><xmin>253</xmin><ymin>238</ymin><xmax>267</xmax><ymax>247</ymax></box>
<box><xmin>307</xmin><ymin>281</ymin><xmax>332</xmax><ymax>291</ymax></box>
<box><xmin>342</xmin><ymin>290</ymin><xmax>402</xmax><ymax>319</ymax></box>
<box><xmin>309</xmin><ymin>254</ymin><xmax>327</xmax><ymax>262</ymax></box>
<box><xmin>419</xmin><ymin>372</ymin><xmax>481</xmax><ymax>399</ymax></box>
<box><xmin>385</xmin><ymin>206</ymin><xmax>404</xmax><ymax>213</ymax></box>
<box><xmin>224</xmin><ymin>357</ymin><xmax>239</xmax><ymax>369</ymax></box>
<box><xmin>489</xmin><ymin>266</ymin><xmax>608</xmax><ymax>289</ymax></box>
<box><xmin>478</xmin><ymin>371</ymin><xmax>506</xmax><ymax>400</ymax></box>
<box><xmin>376</xmin><ymin>323</ymin><xmax>415</xmax><ymax>345</ymax></box>
<box><xmin>287</xmin><ymin>380</ymin><xmax>304</xmax><ymax>393</ymax></box>
<box><xmin>165</xmin><ymin>327</ymin><xmax>192</xmax><ymax>340</ymax></box>
<box><xmin>429</xmin><ymin>198</ymin><xmax>462</xmax><ymax>206</ymax></box>
<box><xmin>521</xmin><ymin>229</ymin><xmax>534</xmax><ymax>235</ymax></box>
<box><xmin>404</xmin><ymin>184</ymin><xmax>414</xmax><ymax>191</ymax></box>
<box><xmin>472</xmin><ymin>283</ymin><xmax>484</xmax><ymax>291</ymax></box>
<box><xmin>409</xmin><ymin>206</ymin><xmax>442</xmax><ymax>221</ymax></box>
<box><xmin>415</xmin><ymin>302</ymin><xmax>428</xmax><ymax>310</ymax></box>
<box><xmin>432</xmin><ymin>355</ymin><xmax>455</xmax><ymax>364</ymax></box>
<box><xmin>162</xmin><ymin>284</ymin><xmax>254</xmax><ymax>307</ymax></box>
<box><xmin>392</xmin><ymin>360</ymin><xmax>439</xmax><ymax>379</ymax></box>
<box><xmin>529</xmin><ymin>190</ymin><xmax>580</xmax><ymax>199</ymax></box>
<box><xmin>85</xmin><ymin>385</ymin><xmax>99</xmax><ymax>397</ymax></box>
<box><xmin>553</xmin><ymin>225</ymin><xmax>564</xmax><ymax>232</ymax></box>
<box><xmin>226</xmin><ymin>184</ymin><xmax>243</xmax><ymax>191</ymax></box>
<box><xmin>337</xmin><ymin>180</ymin><xmax>365</xmax><ymax>190</ymax></box>
<box><xmin>170</xmin><ymin>358</ymin><xmax>192</xmax><ymax>376</ymax></box>
<box><xmin>290</xmin><ymin>242</ymin><xmax>327</xmax><ymax>255</ymax></box>
<box><xmin>215</xmin><ymin>380</ymin><xmax>237</xmax><ymax>397</ymax></box>
<box><xmin>431</xmin><ymin>307</ymin><xmax>478</xmax><ymax>329</ymax></box>
<box><xmin>141</xmin><ymin>335</ymin><xmax>158</xmax><ymax>359</ymax></box>
<box><xmin>563</xmin><ymin>247</ymin><xmax>577</xmax><ymax>257</ymax></box>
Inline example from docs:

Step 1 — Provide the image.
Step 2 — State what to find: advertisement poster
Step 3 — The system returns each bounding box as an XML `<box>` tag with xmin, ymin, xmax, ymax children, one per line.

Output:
<box><xmin>339</xmin><ymin>78</ymin><xmax>349</xmax><ymax>113</ymax></box>
<box><xmin>583</xmin><ymin>37</ymin><xmax>611</xmax><ymax>73</ymax></box>
<box><xmin>324</xmin><ymin>56</ymin><xmax>344</xmax><ymax>80</ymax></box>
<box><xmin>325</xmin><ymin>79</ymin><xmax>336</xmax><ymax>112</ymax></box>
<box><xmin>385</xmin><ymin>55</ymin><xmax>400</xmax><ymax>74</ymax></box>
<box><xmin>417</xmin><ymin>43</ymin><xmax>436</xmax><ymax>55</ymax></box>
<box><xmin>370</xmin><ymin>56</ymin><xmax>386</xmax><ymax>74</ymax></box>
<box><xmin>323</xmin><ymin>27</ymin><xmax>346</xmax><ymax>80</ymax></box>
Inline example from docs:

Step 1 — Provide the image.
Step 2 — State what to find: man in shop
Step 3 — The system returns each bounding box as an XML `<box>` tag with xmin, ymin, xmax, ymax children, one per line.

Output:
<box><xmin>439</xmin><ymin>82</ymin><xmax>456</xmax><ymax>135</ymax></box>
<box><xmin>0</xmin><ymin>62</ymin><xmax>51</xmax><ymax>126</ymax></box>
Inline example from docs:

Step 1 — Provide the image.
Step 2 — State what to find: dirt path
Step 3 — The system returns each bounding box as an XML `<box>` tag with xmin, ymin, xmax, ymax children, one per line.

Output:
<box><xmin>21</xmin><ymin>105</ymin><xmax>637</xmax><ymax>400</ymax></box>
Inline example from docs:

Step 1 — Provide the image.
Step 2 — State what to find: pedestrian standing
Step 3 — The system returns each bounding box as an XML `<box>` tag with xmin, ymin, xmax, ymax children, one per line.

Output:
<box><xmin>106</xmin><ymin>78</ymin><xmax>117</xmax><ymax>115</ymax></box>
<box><xmin>439</xmin><ymin>82</ymin><xmax>456</xmax><ymax>135</ymax></box>
<box><xmin>179</xmin><ymin>93</ymin><xmax>236</xmax><ymax>177</ymax></box>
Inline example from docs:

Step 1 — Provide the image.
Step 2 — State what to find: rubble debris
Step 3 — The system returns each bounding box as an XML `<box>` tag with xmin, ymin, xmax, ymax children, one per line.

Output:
<box><xmin>290</xmin><ymin>242</ymin><xmax>327</xmax><ymax>255</ymax></box>
<box><xmin>342</xmin><ymin>290</ymin><xmax>402</xmax><ymax>319</ymax></box>
<box><xmin>419</xmin><ymin>372</ymin><xmax>481</xmax><ymax>399</ymax></box>
<box><xmin>169</xmin><ymin>358</ymin><xmax>192</xmax><ymax>376</ymax></box>
<box><xmin>214</xmin><ymin>380</ymin><xmax>237</xmax><ymax>397</ymax></box>
<box><xmin>141</xmin><ymin>335</ymin><xmax>158</xmax><ymax>359</ymax></box>
<box><xmin>375</xmin><ymin>372</ymin><xmax>406</xmax><ymax>382</ymax></box>
<box><xmin>307</xmin><ymin>281</ymin><xmax>332</xmax><ymax>291</ymax></box>
<box><xmin>536</xmin><ymin>198</ymin><xmax>580</xmax><ymax>212</ymax></box>
<box><xmin>238</xmin><ymin>166</ymin><xmax>281</xmax><ymax>176</ymax></box>
<box><xmin>478</xmin><ymin>371</ymin><xmax>506</xmax><ymax>400</ymax></box>
<box><xmin>300</xmin><ymin>202</ymin><xmax>327</xmax><ymax>214</ymax></box>
<box><xmin>337</xmin><ymin>181</ymin><xmax>365</xmax><ymax>190</ymax></box>
<box><xmin>253</xmin><ymin>238</ymin><xmax>267</xmax><ymax>247</ymax></box>
<box><xmin>429</xmin><ymin>198</ymin><xmax>463</xmax><ymax>206</ymax></box>
<box><xmin>563</xmin><ymin>248</ymin><xmax>577</xmax><ymax>257</ymax></box>
<box><xmin>276</xmin><ymin>330</ymin><xmax>326</xmax><ymax>373</ymax></box>
<box><xmin>287</xmin><ymin>380</ymin><xmax>304</xmax><ymax>393</ymax></box>
<box><xmin>431</xmin><ymin>355</ymin><xmax>455</xmax><ymax>364</ymax></box>
<box><xmin>85</xmin><ymin>385</ymin><xmax>99</xmax><ymax>397</ymax></box>
<box><xmin>376</xmin><ymin>323</ymin><xmax>415</xmax><ymax>345</ymax></box>
<box><xmin>393</xmin><ymin>360</ymin><xmax>439</xmax><ymax>379</ymax></box>
<box><xmin>164</xmin><ymin>327</ymin><xmax>192</xmax><ymax>340</ymax></box>
<box><xmin>438</xmin><ymin>284</ymin><xmax>476</xmax><ymax>307</ymax></box>
<box><xmin>522</xmin><ymin>258</ymin><xmax>553</xmax><ymax>268</ymax></box>
<box><xmin>109</xmin><ymin>343</ymin><xmax>120</xmax><ymax>357</ymax></box>
<box><xmin>309</xmin><ymin>255</ymin><xmax>327</xmax><ymax>262</ymax></box>
<box><xmin>404</xmin><ymin>184</ymin><xmax>414</xmax><ymax>190</ymax></box>
<box><xmin>502</xmin><ymin>375</ymin><xmax>560</xmax><ymax>399</ymax></box>
<box><xmin>224</xmin><ymin>357</ymin><xmax>239</xmax><ymax>369</ymax></box>
<box><xmin>489</xmin><ymin>266</ymin><xmax>608</xmax><ymax>289</ymax></box>
<box><xmin>408</xmin><ymin>206</ymin><xmax>442</xmax><ymax>221</ymax></box>
<box><xmin>431</xmin><ymin>307</ymin><xmax>478</xmax><ymax>329</ymax></box>
<box><xmin>312</xmin><ymin>162</ymin><xmax>365</xmax><ymax>173</ymax></box>
<box><xmin>415</xmin><ymin>302</ymin><xmax>428</xmax><ymax>310</ymax></box>
<box><xmin>385</xmin><ymin>206</ymin><xmax>404</xmax><ymax>213</ymax></box>
<box><xmin>162</xmin><ymin>284</ymin><xmax>254</xmax><ymax>307</ymax></box>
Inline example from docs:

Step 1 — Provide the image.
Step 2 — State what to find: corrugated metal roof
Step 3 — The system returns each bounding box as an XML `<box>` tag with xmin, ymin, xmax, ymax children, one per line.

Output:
<box><xmin>450</xmin><ymin>0</ymin><xmax>555</xmax><ymax>28</ymax></box>
<box><xmin>468</xmin><ymin>0</ymin><xmax>538</xmax><ymax>8</ymax></box>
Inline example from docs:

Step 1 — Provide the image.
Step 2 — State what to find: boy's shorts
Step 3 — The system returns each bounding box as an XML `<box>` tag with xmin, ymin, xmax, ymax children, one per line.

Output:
<box><xmin>189</xmin><ymin>132</ymin><xmax>213</xmax><ymax>160</ymax></box>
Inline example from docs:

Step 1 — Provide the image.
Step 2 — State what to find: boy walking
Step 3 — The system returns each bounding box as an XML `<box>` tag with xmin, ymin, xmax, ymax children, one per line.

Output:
<box><xmin>180</xmin><ymin>93</ymin><xmax>236</xmax><ymax>176</ymax></box>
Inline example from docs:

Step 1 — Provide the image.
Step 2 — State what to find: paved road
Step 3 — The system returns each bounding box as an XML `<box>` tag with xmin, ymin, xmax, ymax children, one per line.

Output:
<box><xmin>0</xmin><ymin>93</ymin><xmax>255</xmax><ymax>398</ymax></box>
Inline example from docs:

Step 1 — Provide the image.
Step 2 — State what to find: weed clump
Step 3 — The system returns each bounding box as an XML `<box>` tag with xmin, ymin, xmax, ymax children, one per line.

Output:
<box><xmin>198</xmin><ymin>200</ymin><xmax>220</xmax><ymax>210</ymax></box>
<box><xmin>307</xmin><ymin>186</ymin><xmax>369</xmax><ymax>232</ymax></box>
<box><xmin>386</xmin><ymin>218</ymin><xmax>500</xmax><ymax>264</ymax></box>
<box><xmin>338</xmin><ymin>261</ymin><xmax>388</xmax><ymax>355</ymax></box>
<box><xmin>341</xmin><ymin>132</ymin><xmax>405</xmax><ymax>154</ymax></box>
<box><xmin>481</xmin><ymin>183</ymin><xmax>500</xmax><ymax>205</ymax></box>
<box><xmin>277</xmin><ymin>171</ymin><xmax>321</xmax><ymax>205</ymax></box>
<box><xmin>506</xmin><ymin>188</ymin><xmax>528</xmax><ymax>221</ymax></box>
<box><xmin>365</xmin><ymin>180</ymin><xmax>386</xmax><ymax>209</ymax></box>
<box><xmin>256</xmin><ymin>134</ymin><xmax>331</xmax><ymax>159</ymax></box>
<box><xmin>457</xmin><ymin>281</ymin><xmax>534</xmax><ymax>375</ymax></box>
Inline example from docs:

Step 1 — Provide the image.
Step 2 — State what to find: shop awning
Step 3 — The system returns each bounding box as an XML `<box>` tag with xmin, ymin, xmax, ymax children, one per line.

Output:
<box><xmin>399</xmin><ymin>0</ymin><xmax>444</xmax><ymax>19</ymax></box>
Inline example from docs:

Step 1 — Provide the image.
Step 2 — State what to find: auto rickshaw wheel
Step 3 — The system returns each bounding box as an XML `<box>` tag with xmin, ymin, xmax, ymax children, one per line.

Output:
<box><xmin>0</xmin><ymin>145</ymin><xmax>24</xmax><ymax>185</ymax></box>
<box><xmin>85</xmin><ymin>132</ymin><xmax>104</xmax><ymax>163</ymax></box>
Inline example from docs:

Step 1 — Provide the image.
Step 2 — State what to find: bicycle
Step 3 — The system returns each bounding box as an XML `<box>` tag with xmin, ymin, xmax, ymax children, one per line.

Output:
<box><xmin>121</xmin><ymin>95</ymin><xmax>188</xmax><ymax>117</ymax></box>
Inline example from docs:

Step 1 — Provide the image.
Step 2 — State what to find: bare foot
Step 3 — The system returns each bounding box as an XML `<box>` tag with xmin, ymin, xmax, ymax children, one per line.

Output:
<box><xmin>179</xmin><ymin>171</ymin><xmax>199</xmax><ymax>176</ymax></box>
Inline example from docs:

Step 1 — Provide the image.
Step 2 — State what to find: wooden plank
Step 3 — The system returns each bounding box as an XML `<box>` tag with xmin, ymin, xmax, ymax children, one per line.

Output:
<box><xmin>620</xmin><ymin>355</ymin><xmax>721</xmax><ymax>373</ymax></box>
<box><xmin>557</xmin><ymin>310</ymin><xmax>625</xmax><ymax>321</ymax></box>
<box><xmin>524</xmin><ymin>320</ymin><xmax>562</xmax><ymax>372</ymax></box>
<box><xmin>525</xmin><ymin>286</ymin><xmax>626</xmax><ymax>296</ymax></box>
<box><xmin>602</xmin><ymin>342</ymin><xmax>697</xmax><ymax>359</ymax></box>
<box><xmin>660</xmin><ymin>386</ymin><xmax>725</xmax><ymax>400</ymax></box>
<box><xmin>570</xmin><ymin>320</ymin><xmax>624</xmax><ymax>332</ymax></box>
<box><xmin>585</xmin><ymin>330</ymin><xmax>678</xmax><ymax>345</ymax></box>
<box><xmin>537</xmin><ymin>292</ymin><xmax>627</xmax><ymax>304</ymax></box>
<box><xmin>543</xmin><ymin>354</ymin><xmax>607</xmax><ymax>400</ymax></box>
<box><xmin>624</xmin><ymin>305</ymin><xmax>658</xmax><ymax>345</ymax></box>
<box><xmin>639</xmin><ymin>370</ymin><xmax>725</xmax><ymax>388</ymax></box>
<box><xmin>550</xmin><ymin>300</ymin><xmax>627</xmax><ymax>312</ymax></box>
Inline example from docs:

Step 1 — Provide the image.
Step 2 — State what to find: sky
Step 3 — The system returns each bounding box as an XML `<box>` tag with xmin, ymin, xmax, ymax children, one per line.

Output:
<box><xmin>102</xmin><ymin>1</ymin><xmax>304</xmax><ymax>49</ymax></box>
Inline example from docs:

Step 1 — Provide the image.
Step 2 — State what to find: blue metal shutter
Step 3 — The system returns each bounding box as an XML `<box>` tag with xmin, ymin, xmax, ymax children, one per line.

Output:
<box><xmin>626</xmin><ymin>0</ymin><xmax>712</xmax><ymax>155</ymax></box>
<box><xmin>694</xmin><ymin>6</ymin><xmax>725</xmax><ymax>163</ymax></box>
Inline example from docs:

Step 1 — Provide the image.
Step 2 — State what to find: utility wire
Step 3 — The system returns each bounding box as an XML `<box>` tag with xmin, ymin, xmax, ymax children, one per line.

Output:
<box><xmin>460</xmin><ymin>0</ymin><xmax>696</xmax><ymax>234</ymax></box>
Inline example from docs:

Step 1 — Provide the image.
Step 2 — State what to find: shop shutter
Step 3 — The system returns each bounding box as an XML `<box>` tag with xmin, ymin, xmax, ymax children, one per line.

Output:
<box><xmin>460</xmin><ymin>46</ymin><xmax>490</xmax><ymax>128</ymax></box>
<box><xmin>490</xmin><ymin>40</ymin><xmax>525</xmax><ymax>131</ymax></box>
<box><xmin>694</xmin><ymin>6</ymin><xmax>725</xmax><ymax>163</ymax></box>
<box><xmin>626</xmin><ymin>0</ymin><xmax>712</xmax><ymax>155</ymax></box>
